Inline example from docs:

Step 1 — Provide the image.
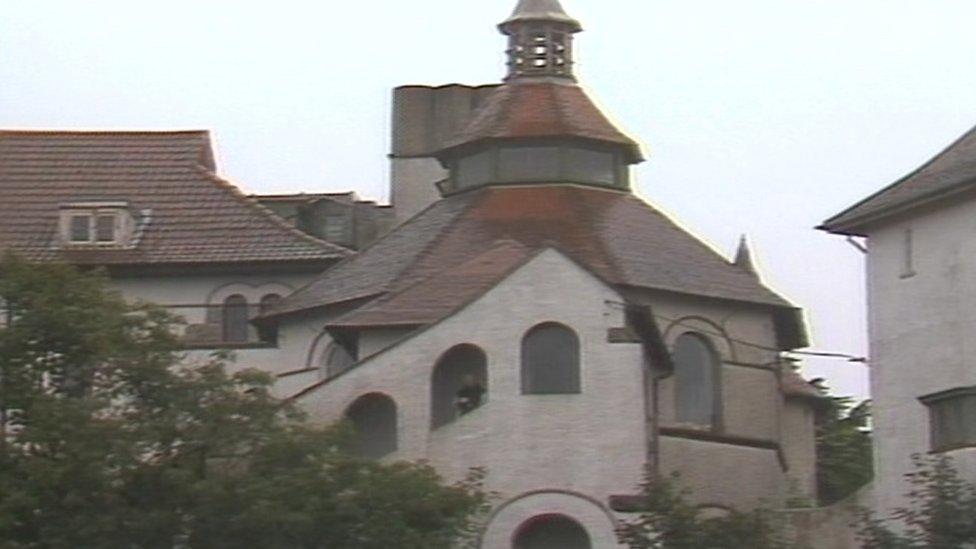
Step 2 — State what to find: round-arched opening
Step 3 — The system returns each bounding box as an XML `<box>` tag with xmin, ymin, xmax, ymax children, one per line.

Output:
<box><xmin>512</xmin><ymin>514</ymin><xmax>592</xmax><ymax>549</ymax></box>
<box><xmin>430</xmin><ymin>344</ymin><xmax>488</xmax><ymax>429</ymax></box>
<box><xmin>521</xmin><ymin>322</ymin><xmax>581</xmax><ymax>394</ymax></box>
<box><xmin>673</xmin><ymin>332</ymin><xmax>721</xmax><ymax>427</ymax></box>
<box><xmin>344</xmin><ymin>393</ymin><xmax>397</xmax><ymax>459</ymax></box>
<box><xmin>221</xmin><ymin>294</ymin><xmax>250</xmax><ymax>343</ymax></box>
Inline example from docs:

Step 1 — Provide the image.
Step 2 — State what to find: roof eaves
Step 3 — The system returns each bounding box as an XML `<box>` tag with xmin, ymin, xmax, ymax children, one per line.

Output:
<box><xmin>820</xmin><ymin>124</ymin><xmax>976</xmax><ymax>234</ymax></box>
<box><xmin>819</xmin><ymin>175</ymin><xmax>976</xmax><ymax>236</ymax></box>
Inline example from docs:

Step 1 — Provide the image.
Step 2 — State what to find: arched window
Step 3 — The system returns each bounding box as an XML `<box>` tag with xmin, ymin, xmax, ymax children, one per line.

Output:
<box><xmin>345</xmin><ymin>393</ymin><xmax>397</xmax><ymax>459</ymax></box>
<box><xmin>221</xmin><ymin>294</ymin><xmax>249</xmax><ymax>343</ymax></box>
<box><xmin>513</xmin><ymin>514</ymin><xmax>592</xmax><ymax>549</ymax></box>
<box><xmin>320</xmin><ymin>342</ymin><xmax>356</xmax><ymax>379</ymax></box>
<box><xmin>673</xmin><ymin>332</ymin><xmax>720</xmax><ymax>427</ymax></box>
<box><xmin>256</xmin><ymin>294</ymin><xmax>282</xmax><ymax>344</ymax></box>
<box><xmin>258</xmin><ymin>293</ymin><xmax>282</xmax><ymax>313</ymax></box>
<box><xmin>521</xmin><ymin>323</ymin><xmax>580</xmax><ymax>394</ymax></box>
<box><xmin>431</xmin><ymin>344</ymin><xmax>488</xmax><ymax>429</ymax></box>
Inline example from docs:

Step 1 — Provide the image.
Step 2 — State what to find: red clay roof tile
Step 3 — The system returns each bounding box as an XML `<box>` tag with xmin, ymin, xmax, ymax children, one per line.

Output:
<box><xmin>271</xmin><ymin>185</ymin><xmax>798</xmax><ymax>327</ymax></box>
<box><xmin>0</xmin><ymin>130</ymin><xmax>350</xmax><ymax>266</ymax></box>
<box><xmin>438</xmin><ymin>83</ymin><xmax>644</xmax><ymax>163</ymax></box>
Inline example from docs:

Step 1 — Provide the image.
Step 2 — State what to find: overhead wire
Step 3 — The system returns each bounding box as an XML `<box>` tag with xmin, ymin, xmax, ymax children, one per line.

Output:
<box><xmin>604</xmin><ymin>299</ymin><xmax>867</xmax><ymax>364</ymax></box>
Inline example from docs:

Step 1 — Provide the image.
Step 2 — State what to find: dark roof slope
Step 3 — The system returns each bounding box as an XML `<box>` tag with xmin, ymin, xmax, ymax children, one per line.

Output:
<box><xmin>271</xmin><ymin>185</ymin><xmax>798</xmax><ymax>329</ymax></box>
<box><xmin>0</xmin><ymin>130</ymin><xmax>349</xmax><ymax>266</ymax></box>
<box><xmin>329</xmin><ymin>241</ymin><xmax>535</xmax><ymax>328</ymax></box>
<box><xmin>821</xmin><ymin>124</ymin><xmax>976</xmax><ymax>235</ymax></box>
<box><xmin>438</xmin><ymin>83</ymin><xmax>644</xmax><ymax>163</ymax></box>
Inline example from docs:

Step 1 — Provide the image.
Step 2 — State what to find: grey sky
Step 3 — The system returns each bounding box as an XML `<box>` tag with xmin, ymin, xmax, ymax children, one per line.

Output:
<box><xmin>4</xmin><ymin>0</ymin><xmax>975</xmax><ymax>399</ymax></box>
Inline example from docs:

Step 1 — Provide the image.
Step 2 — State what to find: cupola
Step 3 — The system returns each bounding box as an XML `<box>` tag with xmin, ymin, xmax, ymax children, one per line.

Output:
<box><xmin>433</xmin><ymin>0</ymin><xmax>644</xmax><ymax>196</ymax></box>
<box><xmin>499</xmin><ymin>0</ymin><xmax>583</xmax><ymax>81</ymax></box>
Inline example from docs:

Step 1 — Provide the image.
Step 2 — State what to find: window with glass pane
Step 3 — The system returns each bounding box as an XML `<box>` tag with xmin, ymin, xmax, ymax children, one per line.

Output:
<box><xmin>221</xmin><ymin>295</ymin><xmax>250</xmax><ymax>343</ymax></box>
<box><xmin>921</xmin><ymin>387</ymin><xmax>976</xmax><ymax>452</ymax></box>
<box><xmin>521</xmin><ymin>323</ymin><xmax>580</xmax><ymax>394</ymax></box>
<box><xmin>70</xmin><ymin>215</ymin><xmax>91</xmax><ymax>242</ymax></box>
<box><xmin>673</xmin><ymin>333</ymin><xmax>720</xmax><ymax>427</ymax></box>
<box><xmin>95</xmin><ymin>214</ymin><xmax>116</xmax><ymax>242</ymax></box>
<box><xmin>499</xmin><ymin>147</ymin><xmax>561</xmax><ymax>182</ymax></box>
<box><xmin>324</xmin><ymin>217</ymin><xmax>346</xmax><ymax>242</ymax></box>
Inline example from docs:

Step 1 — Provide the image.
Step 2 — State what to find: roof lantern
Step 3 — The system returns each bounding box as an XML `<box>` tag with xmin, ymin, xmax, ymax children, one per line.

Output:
<box><xmin>499</xmin><ymin>0</ymin><xmax>583</xmax><ymax>81</ymax></box>
<box><xmin>430</xmin><ymin>0</ymin><xmax>643</xmax><ymax>196</ymax></box>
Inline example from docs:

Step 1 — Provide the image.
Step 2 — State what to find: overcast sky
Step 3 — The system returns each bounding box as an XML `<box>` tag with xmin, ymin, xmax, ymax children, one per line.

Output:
<box><xmin>4</xmin><ymin>0</ymin><xmax>976</xmax><ymax>399</ymax></box>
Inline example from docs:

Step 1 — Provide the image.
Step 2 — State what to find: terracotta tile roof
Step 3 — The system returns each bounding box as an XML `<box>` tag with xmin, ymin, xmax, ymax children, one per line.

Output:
<box><xmin>821</xmin><ymin>124</ymin><xmax>976</xmax><ymax>235</ymax></box>
<box><xmin>271</xmin><ymin>186</ymin><xmax>802</xmax><ymax>345</ymax></box>
<box><xmin>438</xmin><ymin>83</ymin><xmax>644</xmax><ymax>163</ymax></box>
<box><xmin>0</xmin><ymin>130</ymin><xmax>350</xmax><ymax>266</ymax></box>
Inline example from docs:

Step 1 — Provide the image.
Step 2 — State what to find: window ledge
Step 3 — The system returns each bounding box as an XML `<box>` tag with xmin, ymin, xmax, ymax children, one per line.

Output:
<box><xmin>659</xmin><ymin>426</ymin><xmax>778</xmax><ymax>451</ymax></box>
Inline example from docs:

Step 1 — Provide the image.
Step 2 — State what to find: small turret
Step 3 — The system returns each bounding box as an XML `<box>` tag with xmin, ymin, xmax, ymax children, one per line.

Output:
<box><xmin>499</xmin><ymin>0</ymin><xmax>582</xmax><ymax>81</ymax></box>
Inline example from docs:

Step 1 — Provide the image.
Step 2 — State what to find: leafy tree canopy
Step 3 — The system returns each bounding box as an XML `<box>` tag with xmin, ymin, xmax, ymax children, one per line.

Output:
<box><xmin>0</xmin><ymin>256</ymin><xmax>488</xmax><ymax>548</ymax></box>
<box><xmin>858</xmin><ymin>455</ymin><xmax>976</xmax><ymax>549</ymax></box>
<box><xmin>615</xmin><ymin>472</ymin><xmax>789</xmax><ymax>549</ymax></box>
<box><xmin>812</xmin><ymin>379</ymin><xmax>873</xmax><ymax>505</ymax></box>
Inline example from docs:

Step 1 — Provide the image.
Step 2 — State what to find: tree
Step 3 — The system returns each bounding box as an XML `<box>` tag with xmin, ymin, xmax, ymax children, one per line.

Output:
<box><xmin>813</xmin><ymin>379</ymin><xmax>873</xmax><ymax>505</ymax></box>
<box><xmin>857</xmin><ymin>455</ymin><xmax>976</xmax><ymax>549</ymax></box>
<box><xmin>615</xmin><ymin>471</ymin><xmax>789</xmax><ymax>549</ymax></box>
<box><xmin>0</xmin><ymin>256</ymin><xmax>488</xmax><ymax>548</ymax></box>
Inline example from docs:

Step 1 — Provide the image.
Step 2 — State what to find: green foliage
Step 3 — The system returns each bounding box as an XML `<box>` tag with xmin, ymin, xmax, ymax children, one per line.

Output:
<box><xmin>615</xmin><ymin>471</ymin><xmax>789</xmax><ymax>549</ymax></box>
<box><xmin>0</xmin><ymin>255</ymin><xmax>488</xmax><ymax>548</ymax></box>
<box><xmin>813</xmin><ymin>379</ymin><xmax>873</xmax><ymax>505</ymax></box>
<box><xmin>857</xmin><ymin>455</ymin><xmax>976</xmax><ymax>549</ymax></box>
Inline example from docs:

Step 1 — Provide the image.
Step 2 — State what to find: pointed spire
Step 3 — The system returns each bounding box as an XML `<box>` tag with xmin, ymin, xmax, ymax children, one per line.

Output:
<box><xmin>499</xmin><ymin>0</ymin><xmax>582</xmax><ymax>81</ymax></box>
<box><xmin>734</xmin><ymin>235</ymin><xmax>758</xmax><ymax>275</ymax></box>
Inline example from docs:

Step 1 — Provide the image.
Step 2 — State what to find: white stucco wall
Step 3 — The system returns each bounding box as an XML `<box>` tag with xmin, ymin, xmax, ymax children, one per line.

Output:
<box><xmin>293</xmin><ymin>250</ymin><xmax>639</xmax><ymax>547</ymax></box>
<box><xmin>866</xmin><ymin>198</ymin><xmax>976</xmax><ymax>515</ymax></box>
<box><xmin>109</xmin><ymin>272</ymin><xmax>317</xmax><ymax>375</ymax></box>
<box><xmin>286</xmin><ymin>249</ymin><xmax>815</xmax><ymax>546</ymax></box>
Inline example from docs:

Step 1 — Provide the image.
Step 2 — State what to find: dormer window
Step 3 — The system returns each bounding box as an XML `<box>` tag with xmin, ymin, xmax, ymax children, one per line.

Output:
<box><xmin>59</xmin><ymin>202</ymin><xmax>134</xmax><ymax>247</ymax></box>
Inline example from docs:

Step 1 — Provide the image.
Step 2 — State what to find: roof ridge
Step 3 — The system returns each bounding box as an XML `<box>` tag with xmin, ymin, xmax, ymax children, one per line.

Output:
<box><xmin>193</xmin><ymin>166</ymin><xmax>352</xmax><ymax>257</ymax></box>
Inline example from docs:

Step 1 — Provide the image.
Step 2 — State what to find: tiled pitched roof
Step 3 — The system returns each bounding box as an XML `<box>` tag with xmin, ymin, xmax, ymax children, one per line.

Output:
<box><xmin>271</xmin><ymin>185</ymin><xmax>799</xmax><ymax>331</ymax></box>
<box><xmin>437</xmin><ymin>83</ymin><xmax>644</xmax><ymax>163</ymax></box>
<box><xmin>328</xmin><ymin>241</ymin><xmax>535</xmax><ymax>328</ymax></box>
<box><xmin>0</xmin><ymin>130</ymin><xmax>350</xmax><ymax>266</ymax></box>
<box><xmin>821</xmin><ymin>124</ymin><xmax>976</xmax><ymax>235</ymax></box>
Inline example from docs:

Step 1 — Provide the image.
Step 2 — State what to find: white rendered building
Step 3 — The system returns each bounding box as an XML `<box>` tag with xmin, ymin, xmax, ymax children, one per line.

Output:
<box><xmin>822</xmin><ymin>127</ymin><xmax>976</xmax><ymax>517</ymax></box>
<box><xmin>261</xmin><ymin>1</ymin><xmax>823</xmax><ymax>546</ymax></box>
<box><xmin>0</xmin><ymin>2</ymin><xmax>826</xmax><ymax>547</ymax></box>
<box><xmin>0</xmin><ymin>130</ymin><xmax>350</xmax><ymax>373</ymax></box>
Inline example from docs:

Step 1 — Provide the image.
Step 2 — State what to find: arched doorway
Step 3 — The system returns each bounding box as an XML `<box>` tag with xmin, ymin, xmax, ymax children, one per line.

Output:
<box><xmin>512</xmin><ymin>514</ymin><xmax>592</xmax><ymax>549</ymax></box>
